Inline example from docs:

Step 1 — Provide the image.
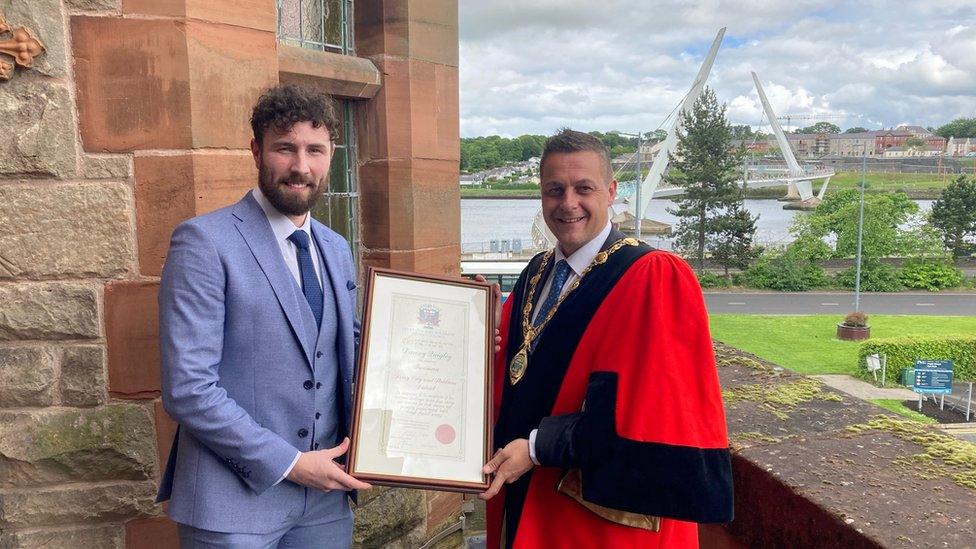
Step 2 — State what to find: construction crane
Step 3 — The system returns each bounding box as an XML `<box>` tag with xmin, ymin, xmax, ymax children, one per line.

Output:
<box><xmin>777</xmin><ymin>113</ymin><xmax>845</xmax><ymax>133</ymax></box>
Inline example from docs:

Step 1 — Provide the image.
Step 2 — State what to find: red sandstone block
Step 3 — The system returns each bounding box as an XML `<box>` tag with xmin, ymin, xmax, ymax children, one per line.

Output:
<box><xmin>72</xmin><ymin>17</ymin><xmax>193</xmax><ymax>152</ymax></box>
<box><xmin>362</xmin><ymin>245</ymin><xmax>459</xmax><ymax>277</ymax></box>
<box><xmin>105</xmin><ymin>280</ymin><xmax>161</xmax><ymax>398</ymax></box>
<box><xmin>134</xmin><ymin>152</ymin><xmax>254</xmax><ymax>276</ymax></box>
<box><xmin>426</xmin><ymin>490</ymin><xmax>463</xmax><ymax>536</ymax></box>
<box><xmin>407</xmin><ymin>0</ymin><xmax>459</xmax><ymax>67</ymax></box>
<box><xmin>354</xmin><ymin>0</ymin><xmax>409</xmax><ymax>58</ymax></box>
<box><xmin>71</xmin><ymin>17</ymin><xmax>277</xmax><ymax>153</ymax></box>
<box><xmin>124</xmin><ymin>0</ymin><xmax>276</xmax><ymax>32</ymax></box>
<box><xmin>359</xmin><ymin>158</ymin><xmax>459</xmax><ymax>252</ymax></box>
<box><xmin>125</xmin><ymin>516</ymin><xmax>180</xmax><ymax>549</ymax></box>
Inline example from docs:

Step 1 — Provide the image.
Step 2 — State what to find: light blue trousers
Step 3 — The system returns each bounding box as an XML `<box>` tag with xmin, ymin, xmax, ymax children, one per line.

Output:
<box><xmin>177</xmin><ymin>491</ymin><xmax>352</xmax><ymax>548</ymax></box>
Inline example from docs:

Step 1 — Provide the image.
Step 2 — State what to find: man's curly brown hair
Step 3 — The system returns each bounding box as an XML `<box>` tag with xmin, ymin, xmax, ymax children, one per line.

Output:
<box><xmin>250</xmin><ymin>85</ymin><xmax>340</xmax><ymax>146</ymax></box>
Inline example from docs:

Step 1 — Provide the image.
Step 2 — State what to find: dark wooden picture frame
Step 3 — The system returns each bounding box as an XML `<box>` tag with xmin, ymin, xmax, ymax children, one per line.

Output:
<box><xmin>347</xmin><ymin>267</ymin><xmax>494</xmax><ymax>493</ymax></box>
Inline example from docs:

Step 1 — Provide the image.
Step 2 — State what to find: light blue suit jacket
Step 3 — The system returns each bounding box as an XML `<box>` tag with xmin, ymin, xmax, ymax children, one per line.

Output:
<box><xmin>156</xmin><ymin>192</ymin><xmax>359</xmax><ymax>533</ymax></box>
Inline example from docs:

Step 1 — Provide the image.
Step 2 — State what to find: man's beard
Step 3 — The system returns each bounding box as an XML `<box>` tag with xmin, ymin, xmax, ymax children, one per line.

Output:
<box><xmin>257</xmin><ymin>160</ymin><xmax>328</xmax><ymax>217</ymax></box>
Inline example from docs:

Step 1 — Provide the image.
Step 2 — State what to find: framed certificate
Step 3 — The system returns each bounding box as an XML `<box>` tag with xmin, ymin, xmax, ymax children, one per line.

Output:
<box><xmin>348</xmin><ymin>267</ymin><xmax>494</xmax><ymax>492</ymax></box>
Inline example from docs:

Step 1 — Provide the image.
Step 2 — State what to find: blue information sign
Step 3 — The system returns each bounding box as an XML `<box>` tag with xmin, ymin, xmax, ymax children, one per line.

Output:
<box><xmin>912</xmin><ymin>360</ymin><xmax>953</xmax><ymax>395</ymax></box>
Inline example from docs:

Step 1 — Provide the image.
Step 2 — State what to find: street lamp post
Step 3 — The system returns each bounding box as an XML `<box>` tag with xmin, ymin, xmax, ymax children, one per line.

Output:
<box><xmin>635</xmin><ymin>132</ymin><xmax>643</xmax><ymax>239</ymax></box>
<box><xmin>854</xmin><ymin>145</ymin><xmax>867</xmax><ymax>312</ymax></box>
<box><xmin>610</xmin><ymin>130</ymin><xmax>644</xmax><ymax>238</ymax></box>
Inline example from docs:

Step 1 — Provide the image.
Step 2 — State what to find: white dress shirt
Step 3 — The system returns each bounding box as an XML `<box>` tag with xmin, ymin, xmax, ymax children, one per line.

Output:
<box><xmin>527</xmin><ymin>220</ymin><xmax>613</xmax><ymax>464</ymax></box>
<box><xmin>252</xmin><ymin>187</ymin><xmax>322</xmax><ymax>484</ymax></box>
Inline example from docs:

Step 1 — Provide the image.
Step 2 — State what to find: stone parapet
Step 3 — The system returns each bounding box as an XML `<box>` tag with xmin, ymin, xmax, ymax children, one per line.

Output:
<box><xmin>0</xmin><ymin>181</ymin><xmax>134</xmax><ymax>280</ymax></box>
<box><xmin>353</xmin><ymin>487</ymin><xmax>426</xmax><ymax>548</ymax></box>
<box><xmin>713</xmin><ymin>342</ymin><xmax>976</xmax><ymax>547</ymax></box>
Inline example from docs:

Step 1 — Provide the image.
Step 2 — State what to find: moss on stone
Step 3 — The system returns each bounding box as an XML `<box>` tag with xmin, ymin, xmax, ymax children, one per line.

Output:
<box><xmin>846</xmin><ymin>416</ymin><xmax>976</xmax><ymax>491</ymax></box>
<box><xmin>731</xmin><ymin>431</ymin><xmax>782</xmax><ymax>445</ymax></box>
<box><xmin>723</xmin><ymin>378</ymin><xmax>843</xmax><ymax>420</ymax></box>
<box><xmin>28</xmin><ymin>404</ymin><xmax>153</xmax><ymax>459</ymax></box>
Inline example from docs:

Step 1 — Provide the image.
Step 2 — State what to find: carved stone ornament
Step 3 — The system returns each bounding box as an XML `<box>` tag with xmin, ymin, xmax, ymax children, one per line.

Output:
<box><xmin>0</xmin><ymin>13</ymin><xmax>46</xmax><ymax>81</ymax></box>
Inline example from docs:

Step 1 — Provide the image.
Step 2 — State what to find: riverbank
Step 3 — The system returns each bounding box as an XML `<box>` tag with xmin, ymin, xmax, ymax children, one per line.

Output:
<box><xmin>460</xmin><ymin>172</ymin><xmax>959</xmax><ymax>200</ymax></box>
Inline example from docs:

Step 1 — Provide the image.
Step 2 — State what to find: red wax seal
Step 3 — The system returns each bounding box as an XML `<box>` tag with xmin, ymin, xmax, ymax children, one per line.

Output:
<box><xmin>435</xmin><ymin>424</ymin><xmax>456</xmax><ymax>444</ymax></box>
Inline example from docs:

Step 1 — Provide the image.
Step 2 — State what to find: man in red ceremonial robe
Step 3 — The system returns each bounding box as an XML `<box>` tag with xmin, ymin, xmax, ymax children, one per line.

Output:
<box><xmin>479</xmin><ymin>129</ymin><xmax>733</xmax><ymax>548</ymax></box>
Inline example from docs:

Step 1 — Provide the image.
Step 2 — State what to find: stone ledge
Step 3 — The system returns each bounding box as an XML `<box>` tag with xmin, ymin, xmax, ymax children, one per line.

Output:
<box><xmin>278</xmin><ymin>45</ymin><xmax>382</xmax><ymax>100</ymax></box>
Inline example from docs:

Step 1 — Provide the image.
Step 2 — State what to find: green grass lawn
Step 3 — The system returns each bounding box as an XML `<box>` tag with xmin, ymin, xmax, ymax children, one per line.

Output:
<box><xmin>828</xmin><ymin>172</ymin><xmax>953</xmax><ymax>196</ymax></box>
<box><xmin>709</xmin><ymin>314</ymin><xmax>976</xmax><ymax>376</ymax></box>
<box><xmin>869</xmin><ymin>399</ymin><xmax>938</xmax><ymax>424</ymax></box>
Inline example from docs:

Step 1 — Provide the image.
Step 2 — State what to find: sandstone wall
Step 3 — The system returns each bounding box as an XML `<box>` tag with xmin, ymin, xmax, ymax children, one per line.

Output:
<box><xmin>1</xmin><ymin>0</ymin><xmax>462</xmax><ymax>547</ymax></box>
<box><xmin>0</xmin><ymin>0</ymin><xmax>158</xmax><ymax>546</ymax></box>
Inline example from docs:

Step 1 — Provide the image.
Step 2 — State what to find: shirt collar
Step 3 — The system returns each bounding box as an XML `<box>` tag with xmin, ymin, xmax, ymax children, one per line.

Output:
<box><xmin>252</xmin><ymin>187</ymin><xmax>312</xmax><ymax>244</ymax></box>
<box><xmin>554</xmin><ymin>220</ymin><xmax>613</xmax><ymax>276</ymax></box>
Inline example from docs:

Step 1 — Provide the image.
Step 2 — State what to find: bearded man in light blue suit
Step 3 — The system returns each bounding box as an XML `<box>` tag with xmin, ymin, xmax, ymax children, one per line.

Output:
<box><xmin>157</xmin><ymin>85</ymin><xmax>371</xmax><ymax>548</ymax></box>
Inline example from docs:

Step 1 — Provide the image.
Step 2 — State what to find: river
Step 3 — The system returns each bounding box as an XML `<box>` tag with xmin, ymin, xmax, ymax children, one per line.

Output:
<box><xmin>460</xmin><ymin>198</ymin><xmax>935</xmax><ymax>253</ymax></box>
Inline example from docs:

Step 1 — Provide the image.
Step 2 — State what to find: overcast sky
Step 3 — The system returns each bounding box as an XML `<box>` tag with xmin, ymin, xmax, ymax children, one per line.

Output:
<box><xmin>459</xmin><ymin>1</ymin><xmax>976</xmax><ymax>138</ymax></box>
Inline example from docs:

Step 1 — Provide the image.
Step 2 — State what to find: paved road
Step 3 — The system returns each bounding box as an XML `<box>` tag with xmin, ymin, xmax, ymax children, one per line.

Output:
<box><xmin>704</xmin><ymin>292</ymin><xmax>976</xmax><ymax>315</ymax></box>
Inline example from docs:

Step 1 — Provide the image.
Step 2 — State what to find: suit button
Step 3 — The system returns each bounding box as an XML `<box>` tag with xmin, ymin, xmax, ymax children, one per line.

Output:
<box><xmin>303</xmin><ymin>380</ymin><xmax>314</xmax><ymax>390</ymax></box>
<box><xmin>316</xmin><ymin>382</ymin><xmax>322</xmax><ymax>389</ymax></box>
<box><xmin>297</xmin><ymin>428</ymin><xmax>309</xmax><ymax>438</ymax></box>
<box><xmin>315</xmin><ymin>412</ymin><xmax>321</xmax><ymax>419</ymax></box>
<box><xmin>316</xmin><ymin>351</ymin><xmax>323</xmax><ymax>358</ymax></box>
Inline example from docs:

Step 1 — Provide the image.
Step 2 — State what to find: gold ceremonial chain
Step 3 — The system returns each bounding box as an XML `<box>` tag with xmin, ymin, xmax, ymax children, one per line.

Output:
<box><xmin>509</xmin><ymin>238</ymin><xmax>639</xmax><ymax>385</ymax></box>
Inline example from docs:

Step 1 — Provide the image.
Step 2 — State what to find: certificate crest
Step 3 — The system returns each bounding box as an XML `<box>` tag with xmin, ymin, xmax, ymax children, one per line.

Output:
<box><xmin>417</xmin><ymin>304</ymin><xmax>441</xmax><ymax>328</ymax></box>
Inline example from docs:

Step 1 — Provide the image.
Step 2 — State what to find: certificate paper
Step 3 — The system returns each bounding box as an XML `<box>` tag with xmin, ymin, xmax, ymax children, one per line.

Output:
<box><xmin>349</xmin><ymin>269</ymin><xmax>492</xmax><ymax>492</ymax></box>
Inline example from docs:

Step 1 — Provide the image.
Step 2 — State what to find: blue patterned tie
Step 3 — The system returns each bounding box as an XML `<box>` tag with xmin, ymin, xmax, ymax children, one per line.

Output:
<box><xmin>288</xmin><ymin>230</ymin><xmax>323</xmax><ymax>328</ymax></box>
<box><xmin>533</xmin><ymin>260</ymin><xmax>571</xmax><ymax>327</ymax></box>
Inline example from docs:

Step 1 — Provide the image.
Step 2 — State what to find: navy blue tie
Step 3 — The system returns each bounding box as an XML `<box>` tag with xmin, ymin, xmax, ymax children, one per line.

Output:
<box><xmin>287</xmin><ymin>230</ymin><xmax>323</xmax><ymax>328</ymax></box>
<box><xmin>534</xmin><ymin>260</ymin><xmax>571</xmax><ymax>327</ymax></box>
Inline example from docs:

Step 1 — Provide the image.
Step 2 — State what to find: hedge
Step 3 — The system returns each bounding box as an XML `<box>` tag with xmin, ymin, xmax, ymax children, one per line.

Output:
<box><xmin>858</xmin><ymin>336</ymin><xmax>976</xmax><ymax>384</ymax></box>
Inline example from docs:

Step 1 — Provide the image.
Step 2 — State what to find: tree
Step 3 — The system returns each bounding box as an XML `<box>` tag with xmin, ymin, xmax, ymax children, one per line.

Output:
<box><xmin>844</xmin><ymin>126</ymin><xmax>869</xmax><ymax>134</ymax></box>
<box><xmin>795</xmin><ymin>122</ymin><xmax>840</xmax><ymax>134</ymax></box>
<box><xmin>730</xmin><ymin>124</ymin><xmax>754</xmax><ymax>140</ymax></box>
<box><xmin>665</xmin><ymin>87</ymin><xmax>757</xmax><ymax>273</ymax></box>
<box><xmin>935</xmin><ymin>117</ymin><xmax>976</xmax><ymax>139</ymax></box>
<box><xmin>930</xmin><ymin>175</ymin><xmax>976</xmax><ymax>260</ymax></box>
<box><xmin>649</xmin><ymin>129</ymin><xmax>668</xmax><ymax>142</ymax></box>
<box><xmin>708</xmin><ymin>202</ymin><xmax>760</xmax><ymax>281</ymax></box>
<box><xmin>808</xmin><ymin>189</ymin><xmax>919</xmax><ymax>260</ymax></box>
<box><xmin>904</xmin><ymin>135</ymin><xmax>926</xmax><ymax>150</ymax></box>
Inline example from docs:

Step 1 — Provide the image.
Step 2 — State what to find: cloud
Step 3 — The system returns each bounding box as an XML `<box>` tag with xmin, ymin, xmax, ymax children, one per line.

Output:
<box><xmin>460</xmin><ymin>1</ymin><xmax>976</xmax><ymax>137</ymax></box>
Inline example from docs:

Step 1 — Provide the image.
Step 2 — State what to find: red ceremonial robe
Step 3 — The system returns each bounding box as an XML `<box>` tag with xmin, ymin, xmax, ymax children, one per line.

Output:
<box><xmin>487</xmin><ymin>243</ymin><xmax>732</xmax><ymax>549</ymax></box>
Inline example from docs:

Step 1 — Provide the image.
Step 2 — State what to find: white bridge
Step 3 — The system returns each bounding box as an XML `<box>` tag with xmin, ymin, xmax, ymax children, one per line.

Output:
<box><xmin>650</xmin><ymin>164</ymin><xmax>834</xmax><ymax>202</ymax></box>
<box><xmin>531</xmin><ymin>29</ymin><xmax>832</xmax><ymax>250</ymax></box>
